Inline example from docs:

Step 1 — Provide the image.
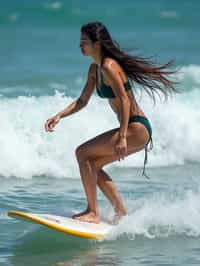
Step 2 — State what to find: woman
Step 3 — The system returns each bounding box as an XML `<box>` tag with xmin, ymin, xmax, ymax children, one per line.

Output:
<box><xmin>45</xmin><ymin>21</ymin><xmax>177</xmax><ymax>224</ymax></box>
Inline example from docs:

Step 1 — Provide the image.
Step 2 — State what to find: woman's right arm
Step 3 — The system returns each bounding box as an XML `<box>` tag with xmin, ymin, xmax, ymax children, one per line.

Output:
<box><xmin>45</xmin><ymin>63</ymin><xmax>96</xmax><ymax>132</ymax></box>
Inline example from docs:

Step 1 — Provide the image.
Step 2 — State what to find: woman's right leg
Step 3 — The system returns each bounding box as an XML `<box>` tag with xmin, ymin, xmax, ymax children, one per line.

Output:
<box><xmin>97</xmin><ymin>169</ymin><xmax>127</xmax><ymax>217</ymax></box>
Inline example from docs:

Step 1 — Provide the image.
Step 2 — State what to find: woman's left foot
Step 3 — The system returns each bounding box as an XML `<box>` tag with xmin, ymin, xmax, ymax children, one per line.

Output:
<box><xmin>110</xmin><ymin>210</ymin><xmax>127</xmax><ymax>225</ymax></box>
<box><xmin>74</xmin><ymin>212</ymin><xmax>100</xmax><ymax>224</ymax></box>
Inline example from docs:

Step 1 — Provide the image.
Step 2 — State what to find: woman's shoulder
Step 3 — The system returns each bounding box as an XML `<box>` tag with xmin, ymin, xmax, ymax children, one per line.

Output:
<box><xmin>102</xmin><ymin>58</ymin><xmax>127</xmax><ymax>80</ymax></box>
<box><xmin>89</xmin><ymin>58</ymin><xmax>118</xmax><ymax>70</ymax></box>
<box><xmin>102</xmin><ymin>57</ymin><xmax>119</xmax><ymax>70</ymax></box>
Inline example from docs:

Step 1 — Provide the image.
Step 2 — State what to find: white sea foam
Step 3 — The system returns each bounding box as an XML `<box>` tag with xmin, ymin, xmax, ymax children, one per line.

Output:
<box><xmin>177</xmin><ymin>64</ymin><xmax>200</xmax><ymax>85</ymax></box>
<box><xmin>0</xmin><ymin>65</ymin><xmax>199</xmax><ymax>178</ymax></box>
<box><xmin>108</xmin><ymin>187</ymin><xmax>200</xmax><ymax>239</ymax></box>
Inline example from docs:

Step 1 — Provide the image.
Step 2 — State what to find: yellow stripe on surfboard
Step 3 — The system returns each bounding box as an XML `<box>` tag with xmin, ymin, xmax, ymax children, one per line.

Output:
<box><xmin>8</xmin><ymin>210</ymin><xmax>105</xmax><ymax>239</ymax></box>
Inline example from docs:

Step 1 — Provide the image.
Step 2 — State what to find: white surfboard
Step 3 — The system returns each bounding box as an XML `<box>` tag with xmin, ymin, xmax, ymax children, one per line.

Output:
<box><xmin>8</xmin><ymin>210</ymin><xmax>114</xmax><ymax>239</ymax></box>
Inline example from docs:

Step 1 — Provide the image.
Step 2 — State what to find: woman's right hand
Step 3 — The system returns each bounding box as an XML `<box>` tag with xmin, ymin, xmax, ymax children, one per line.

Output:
<box><xmin>45</xmin><ymin>114</ymin><xmax>61</xmax><ymax>132</ymax></box>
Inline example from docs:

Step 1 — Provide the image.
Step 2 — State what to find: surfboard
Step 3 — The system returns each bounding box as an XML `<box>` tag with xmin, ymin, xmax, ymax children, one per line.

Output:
<box><xmin>8</xmin><ymin>210</ymin><xmax>114</xmax><ymax>239</ymax></box>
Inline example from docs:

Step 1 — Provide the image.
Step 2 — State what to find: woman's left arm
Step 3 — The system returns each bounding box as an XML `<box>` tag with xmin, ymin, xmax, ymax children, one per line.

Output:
<box><xmin>103</xmin><ymin>62</ymin><xmax>131</xmax><ymax>158</ymax></box>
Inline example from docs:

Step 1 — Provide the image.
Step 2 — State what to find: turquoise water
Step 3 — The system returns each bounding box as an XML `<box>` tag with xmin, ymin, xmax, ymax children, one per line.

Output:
<box><xmin>2</xmin><ymin>166</ymin><xmax>200</xmax><ymax>266</ymax></box>
<box><xmin>1</xmin><ymin>0</ymin><xmax>200</xmax><ymax>265</ymax></box>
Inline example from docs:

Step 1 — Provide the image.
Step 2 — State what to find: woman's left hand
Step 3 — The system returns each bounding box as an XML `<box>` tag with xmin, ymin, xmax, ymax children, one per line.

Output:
<box><xmin>115</xmin><ymin>136</ymin><xmax>128</xmax><ymax>161</ymax></box>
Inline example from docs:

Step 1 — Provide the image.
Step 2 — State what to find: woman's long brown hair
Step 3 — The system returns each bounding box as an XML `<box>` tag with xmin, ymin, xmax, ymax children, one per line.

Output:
<box><xmin>81</xmin><ymin>21</ymin><xmax>179</xmax><ymax>103</ymax></box>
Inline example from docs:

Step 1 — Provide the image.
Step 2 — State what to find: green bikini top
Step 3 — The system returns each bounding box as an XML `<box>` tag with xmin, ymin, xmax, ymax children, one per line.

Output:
<box><xmin>96</xmin><ymin>65</ymin><xmax>132</xmax><ymax>99</ymax></box>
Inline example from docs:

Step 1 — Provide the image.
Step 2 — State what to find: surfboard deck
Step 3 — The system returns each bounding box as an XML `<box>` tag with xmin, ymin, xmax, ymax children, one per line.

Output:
<box><xmin>8</xmin><ymin>210</ymin><xmax>114</xmax><ymax>239</ymax></box>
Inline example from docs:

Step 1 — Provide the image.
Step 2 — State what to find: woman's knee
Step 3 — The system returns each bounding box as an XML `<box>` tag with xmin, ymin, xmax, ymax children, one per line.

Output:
<box><xmin>76</xmin><ymin>145</ymin><xmax>100</xmax><ymax>171</ymax></box>
<box><xmin>93</xmin><ymin>159</ymin><xmax>104</xmax><ymax>172</ymax></box>
<box><xmin>75</xmin><ymin>143</ymin><xmax>116</xmax><ymax>169</ymax></box>
<box><xmin>75</xmin><ymin>144</ymin><xmax>88</xmax><ymax>163</ymax></box>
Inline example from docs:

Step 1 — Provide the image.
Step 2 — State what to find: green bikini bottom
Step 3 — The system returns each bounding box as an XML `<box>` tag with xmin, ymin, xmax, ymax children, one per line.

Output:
<box><xmin>128</xmin><ymin>115</ymin><xmax>153</xmax><ymax>179</ymax></box>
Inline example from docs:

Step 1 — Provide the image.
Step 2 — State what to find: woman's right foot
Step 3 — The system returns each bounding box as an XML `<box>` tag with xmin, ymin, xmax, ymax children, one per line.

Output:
<box><xmin>74</xmin><ymin>211</ymin><xmax>100</xmax><ymax>224</ymax></box>
<box><xmin>72</xmin><ymin>208</ymin><xmax>89</xmax><ymax>219</ymax></box>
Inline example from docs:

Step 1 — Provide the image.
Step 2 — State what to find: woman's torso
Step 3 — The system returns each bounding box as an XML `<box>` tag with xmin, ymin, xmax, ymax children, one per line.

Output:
<box><xmin>95</xmin><ymin>61</ymin><xmax>146</xmax><ymax>122</ymax></box>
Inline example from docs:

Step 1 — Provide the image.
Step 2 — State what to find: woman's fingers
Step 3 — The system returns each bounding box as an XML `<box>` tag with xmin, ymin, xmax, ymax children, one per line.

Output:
<box><xmin>119</xmin><ymin>147</ymin><xmax>127</xmax><ymax>160</ymax></box>
<box><xmin>115</xmin><ymin>146</ymin><xmax>121</xmax><ymax>161</ymax></box>
<box><xmin>120</xmin><ymin>149</ymin><xmax>125</xmax><ymax>160</ymax></box>
<box><xmin>45</xmin><ymin>120</ymin><xmax>51</xmax><ymax>132</ymax></box>
<box><xmin>45</xmin><ymin>119</ymin><xmax>55</xmax><ymax>132</ymax></box>
<box><xmin>116</xmin><ymin>147</ymin><xmax>125</xmax><ymax>161</ymax></box>
<box><xmin>45</xmin><ymin>120</ymin><xmax>49</xmax><ymax>132</ymax></box>
<box><xmin>45</xmin><ymin>115</ymin><xmax>60</xmax><ymax>132</ymax></box>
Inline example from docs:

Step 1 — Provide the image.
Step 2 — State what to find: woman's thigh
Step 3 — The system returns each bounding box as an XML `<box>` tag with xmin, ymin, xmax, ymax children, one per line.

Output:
<box><xmin>76</xmin><ymin>122</ymin><xmax>149</xmax><ymax>165</ymax></box>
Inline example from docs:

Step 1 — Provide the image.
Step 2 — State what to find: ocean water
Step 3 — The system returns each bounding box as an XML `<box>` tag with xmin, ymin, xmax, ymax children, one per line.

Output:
<box><xmin>0</xmin><ymin>0</ymin><xmax>200</xmax><ymax>265</ymax></box>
